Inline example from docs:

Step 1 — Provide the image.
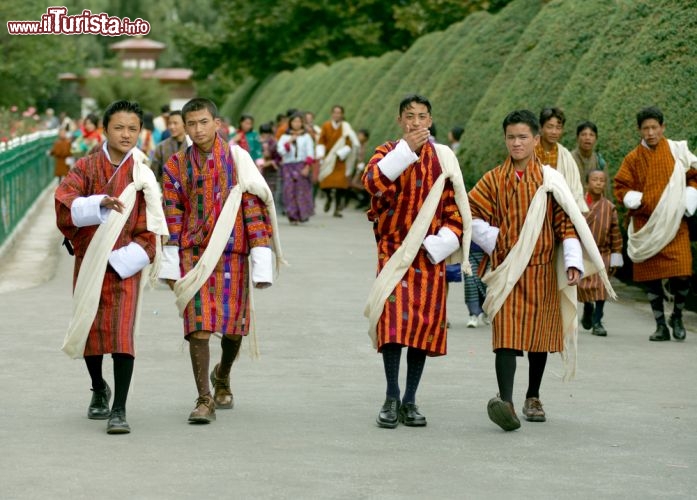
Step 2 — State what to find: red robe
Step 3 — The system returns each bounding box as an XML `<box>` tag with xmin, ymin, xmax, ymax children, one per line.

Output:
<box><xmin>55</xmin><ymin>150</ymin><xmax>155</xmax><ymax>356</ymax></box>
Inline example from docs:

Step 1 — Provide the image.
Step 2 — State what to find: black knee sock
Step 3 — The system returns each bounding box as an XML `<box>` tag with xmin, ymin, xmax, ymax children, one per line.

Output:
<box><xmin>219</xmin><ymin>335</ymin><xmax>242</xmax><ymax>378</ymax></box>
<box><xmin>495</xmin><ymin>349</ymin><xmax>517</xmax><ymax>403</ymax></box>
<box><xmin>583</xmin><ymin>302</ymin><xmax>594</xmax><ymax>317</ymax></box>
<box><xmin>526</xmin><ymin>352</ymin><xmax>548</xmax><ymax>399</ymax></box>
<box><xmin>670</xmin><ymin>277</ymin><xmax>690</xmax><ymax>319</ymax></box>
<box><xmin>593</xmin><ymin>300</ymin><xmax>605</xmax><ymax>325</ymax></box>
<box><xmin>647</xmin><ymin>280</ymin><xmax>666</xmax><ymax>326</ymax></box>
<box><xmin>112</xmin><ymin>353</ymin><xmax>134</xmax><ymax>411</ymax></box>
<box><xmin>403</xmin><ymin>347</ymin><xmax>427</xmax><ymax>405</ymax></box>
<box><xmin>85</xmin><ymin>355</ymin><xmax>105</xmax><ymax>391</ymax></box>
<box><xmin>381</xmin><ymin>343</ymin><xmax>402</xmax><ymax>400</ymax></box>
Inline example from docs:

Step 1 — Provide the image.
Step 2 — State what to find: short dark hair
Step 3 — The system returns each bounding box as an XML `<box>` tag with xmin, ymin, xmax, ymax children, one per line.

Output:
<box><xmin>239</xmin><ymin>113</ymin><xmax>254</xmax><ymax>126</ymax></box>
<box><xmin>399</xmin><ymin>94</ymin><xmax>431</xmax><ymax>115</ymax></box>
<box><xmin>358</xmin><ymin>128</ymin><xmax>370</xmax><ymax>138</ymax></box>
<box><xmin>585</xmin><ymin>168</ymin><xmax>606</xmax><ymax>183</ymax></box>
<box><xmin>287</xmin><ymin>111</ymin><xmax>305</xmax><ymax>131</ymax></box>
<box><xmin>169</xmin><ymin>110</ymin><xmax>182</xmax><ymax>118</ymax></box>
<box><xmin>85</xmin><ymin>113</ymin><xmax>100</xmax><ymax>128</ymax></box>
<box><xmin>576</xmin><ymin>120</ymin><xmax>598</xmax><ymax>137</ymax></box>
<box><xmin>637</xmin><ymin>106</ymin><xmax>663</xmax><ymax>127</ymax></box>
<box><xmin>182</xmin><ymin>98</ymin><xmax>218</xmax><ymax>122</ymax></box>
<box><xmin>331</xmin><ymin>105</ymin><xmax>345</xmax><ymax>115</ymax></box>
<box><xmin>259</xmin><ymin>122</ymin><xmax>274</xmax><ymax>134</ymax></box>
<box><xmin>450</xmin><ymin>126</ymin><xmax>464</xmax><ymax>141</ymax></box>
<box><xmin>539</xmin><ymin>107</ymin><xmax>566</xmax><ymax>127</ymax></box>
<box><xmin>286</xmin><ymin>108</ymin><xmax>298</xmax><ymax>117</ymax></box>
<box><xmin>503</xmin><ymin>109</ymin><xmax>539</xmax><ymax>136</ymax></box>
<box><xmin>102</xmin><ymin>100</ymin><xmax>143</xmax><ymax>130</ymax></box>
<box><xmin>161</xmin><ymin>104</ymin><xmax>170</xmax><ymax>114</ymax></box>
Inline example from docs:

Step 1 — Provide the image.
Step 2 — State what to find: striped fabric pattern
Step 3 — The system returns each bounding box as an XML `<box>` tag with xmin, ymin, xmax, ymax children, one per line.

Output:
<box><xmin>162</xmin><ymin>134</ymin><xmax>272</xmax><ymax>336</ymax></box>
<box><xmin>468</xmin><ymin>158</ymin><xmax>578</xmax><ymax>353</ymax></box>
<box><xmin>318</xmin><ymin>122</ymin><xmax>351</xmax><ymax>189</ymax></box>
<box><xmin>55</xmin><ymin>150</ymin><xmax>156</xmax><ymax>356</ymax></box>
<box><xmin>535</xmin><ymin>143</ymin><xmax>558</xmax><ymax>168</ymax></box>
<box><xmin>363</xmin><ymin>141</ymin><xmax>463</xmax><ymax>356</ymax></box>
<box><xmin>614</xmin><ymin>138</ymin><xmax>697</xmax><ymax>281</ymax></box>
<box><xmin>577</xmin><ymin>196</ymin><xmax>622</xmax><ymax>302</ymax></box>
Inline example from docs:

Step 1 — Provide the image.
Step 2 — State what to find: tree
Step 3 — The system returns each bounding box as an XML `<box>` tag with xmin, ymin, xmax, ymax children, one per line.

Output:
<box><xmin>86</xmin><ymin>68</ymin><xmax>168</xmax><ymax>114</ymax></box>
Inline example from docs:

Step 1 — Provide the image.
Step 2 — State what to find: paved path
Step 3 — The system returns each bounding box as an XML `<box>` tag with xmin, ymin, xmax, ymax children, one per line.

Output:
<box><xmin>1</xmin><ymin>190</ymin><xmax>696</xmax><ymax>499</ymax></box>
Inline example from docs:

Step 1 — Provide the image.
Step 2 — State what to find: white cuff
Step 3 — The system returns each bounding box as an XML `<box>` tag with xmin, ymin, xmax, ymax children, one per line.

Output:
<box><xmin>423</xmin><ymin>227</ymin><xmax>460</xmax><ymax>265</ymax></box>
<box><xmin>623</xmin><ymin>191</ymin><xmax>643</xmax><ymax>210</ymax></box>
<box><xmin>685</xmin><ymin>186</ymin><xmax>697</xmax><ymax>216</ymax></box>
<box><xmin>108</xmin><ymin>242</ymin><xmax>150</xmax><ymax>279</ymax></box>
<box><xmin>471</xmin><ymin>219</ymin><xmax>499</xmax><ymax>255</ymax></box>
<box><xmin>610</xmin><ymin>253</ymin><xmax>624</xmax><ymax>268</ymax></box>
<box><xmin>71</xmin><ymin>195</ymin><xmax>109</xmax><ymax>227</ymax></box>
<box><xmin>250</xmin><ymin>246</ymin><xmax>273</xmax><ymax>286</ymax></box>
<box><xmin>316</xmin><ymin>144</ymin><xmax>326</xmax><ymax>159</ymax></box>
<box><xmin>336</xmin><ymin>145</ymin><xmax>352</xmax><ymax>161</ymax></box>
<box><xmin>158</xmin><ymin>245</ymin><xmax>181</xmax><ymax>281</ymax></box>
<box><xmin>377</xmin><ymin>139</ymin><xmax>418</xmax><ymax>181</ymax></box>
<box><xmin>563</xmin><ymin>238</ymin><xmax>584</xmax><ymax>276</ymax></box>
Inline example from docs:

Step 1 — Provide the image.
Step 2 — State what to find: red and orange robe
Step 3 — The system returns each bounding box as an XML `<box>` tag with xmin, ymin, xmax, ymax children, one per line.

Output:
<box><xmin>577</xmin><ymin>195</ymin><xmax>622</xmax><ymax>302</ymax></box>
<box><xmin>55</xmin><ymin>150</ymin><xmax>156</xmax><ymax>356</ymax></box>
<box><xmin>318</xmin><ymin>121</ymin><xmax>352</xmax><ymax>190</ymax></box>
<box><xmin>363</xmin><ymin>141</ymin><xmax>463</xmax><ymax>356</ymax></box>
<box><xmin>614</xmin><ymin>137</ymin><xmax>697</xmax><ymax>282</ymax></box>
<box><xmin>163</xmin><ymin>134</ymin><xmax>272</xmax><ymax>337</ymax></box>
<box><xmin>468</xmin><ymin>158</ymin><xmax>578</xmax><ymax>353</ymax></box>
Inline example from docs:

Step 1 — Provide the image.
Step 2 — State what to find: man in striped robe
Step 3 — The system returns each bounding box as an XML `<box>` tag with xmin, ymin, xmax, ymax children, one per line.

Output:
<box><xmin>614</xmin><ymin>106</ymin><xmax>697</xmax><ymax>342</ymax></box>
<box><xmin>468</xmin><ymin>110</ymin><xmax>583</xmax><ymax>431</ymax></box>
<box><xmin>55</xmin><ymin>100</ymin><xmax>156</xmax><ymax>434</ymax></box>
<box><xmin>363</xmin><ymin>94</ymin><xmax>464</xmax><ymax>428</ymax></box>
<box><xmin>578</xmin><ymin>170</ymin><xmax>623</xmax><ymax>336</ymax></box>
<box><xmin>160</xmin><ymin>98</ymin><xmax>274</xmax><ymax>424</ymax></box>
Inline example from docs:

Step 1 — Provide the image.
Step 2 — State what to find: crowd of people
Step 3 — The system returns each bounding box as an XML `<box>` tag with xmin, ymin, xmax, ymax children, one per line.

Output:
<box><xmin>52</xmin><ymin>93</ymin><xmax>695</xmax><ymax>436</ymax></box>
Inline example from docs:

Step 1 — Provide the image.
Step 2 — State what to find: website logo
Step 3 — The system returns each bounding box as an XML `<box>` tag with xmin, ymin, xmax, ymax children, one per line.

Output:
<box><xmin>7</xmin><ymin>7</ymin><xmax>150</xmax><ymax>36</ymax></box>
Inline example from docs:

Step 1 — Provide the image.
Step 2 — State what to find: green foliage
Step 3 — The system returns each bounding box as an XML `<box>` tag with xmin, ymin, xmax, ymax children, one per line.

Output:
<box><xmin>85</xmin><ymin>69</ymin><xmax>168</xmax><ymax>114</ymax></box>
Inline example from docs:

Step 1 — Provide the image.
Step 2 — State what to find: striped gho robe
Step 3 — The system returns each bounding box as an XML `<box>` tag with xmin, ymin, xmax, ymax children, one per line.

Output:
<box><xmin>577</xmin><ymin>194</ymin><xmax>622</xmax><ymax>303</ymax></box>
<box><xmin>163</xmin><ymin>134</ymin><xmax>272</xmax><ymax>337</ymax></box>
<box><xmin>55</xmin><ymin>149</ymin><xmax>156</xmax><ymax>356</ymax></box>
<box><xmin>363</xmin><ymin>140</ymin><xmax>463</xmax><ymax>356</ymax></box>
<box><xmin>468</xmin><ymin>158</ymin><xmax>578</xmax><ymax>353</ymax></box>
<box><xmin>614</xmin><ymin>137</ymin><xmax>697</xmax><ymax>282</ymax></box>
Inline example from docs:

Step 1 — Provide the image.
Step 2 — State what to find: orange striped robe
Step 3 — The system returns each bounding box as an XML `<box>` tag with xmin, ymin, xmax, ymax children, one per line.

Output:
<box><xmin>55</xmin><ymin>150</ymin><xmax>156</xmax><ymax>356</ymax></box>
<box><xmin>318</xmin><ymin>121</ymin><xmax>352</xmax><ymax>189</ymax></box>
<box><xmin>535</xmin><ymin>143</ymin><xmax>558</xmax><ymax>168</ymax></box>
<box><xmin>614</xmin><ymin>138</ymin><xmax>697</xmax><ymax>282</ymax></box>
<box><xmin>362</xmin><ymin>141</ymin><xmax>463</xmax><ymax>356</ymax></box>
<box><xmin>577</xmin><ymin>195</ymin><xmax>622</xmax><ymax>302</ymax></box>
<box><xmin>468</xmin><ymin>158</ymin><xmax>578</xmax><ymax>353</ymax></box>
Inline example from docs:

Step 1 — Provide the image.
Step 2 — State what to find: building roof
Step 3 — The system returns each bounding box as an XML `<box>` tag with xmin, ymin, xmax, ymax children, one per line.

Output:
<box><xmin>110</xmin><ymin>39</ymin><xmax>166</xmax><ymax>51</ymax></box>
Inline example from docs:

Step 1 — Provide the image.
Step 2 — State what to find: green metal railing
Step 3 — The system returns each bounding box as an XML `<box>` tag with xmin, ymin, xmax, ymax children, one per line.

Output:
<box><xmin>0</xmin><ymin>131</ymin><xmax>58</xmax><ymax>246</ymax></box>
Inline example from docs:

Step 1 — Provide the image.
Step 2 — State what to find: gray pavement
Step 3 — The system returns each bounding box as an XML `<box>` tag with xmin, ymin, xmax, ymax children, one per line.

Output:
<box><xmin>1</xmin><ymin>189</ymin><xmax>696</xmax><ymax>500</ymax></box>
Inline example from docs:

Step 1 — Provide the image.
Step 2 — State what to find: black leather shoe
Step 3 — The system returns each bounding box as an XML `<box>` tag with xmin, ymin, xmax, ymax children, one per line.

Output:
<box><xmin>649</xmin><ymin>324</ymin><xmax>671</xmax><ymax>341</ymax></box>
<box><xmin>581</xmin><ymin>304</ymin><xmax>593</xmax><ymax>330</ymax></box>
<box><xmin>376</xmin><ymin>398</ymin><xmax>400</xmax><ymax>428</ymax></box>
<box><xmin>669</xmin><ymin>315</ymin><xmax>686</xmax><ymax>341</ymax></box>
<box><xmin>87</xmin><ymin>381</ymin><xmax>111</xmax><ymax>420</ymax></box>
<box><xmin>398</xmin><ymin>402</ymin><xmax>427</xmax><ymax>427</ymax></box>
<box><xmin>592</xmin><ymin>323</ymin><xmax>607</xmax><ymax>337</ymax></box>
<box><xmin>107</xmin><ymin>408</ymin><xmax>131</xmax><ymax>434</ymax></box>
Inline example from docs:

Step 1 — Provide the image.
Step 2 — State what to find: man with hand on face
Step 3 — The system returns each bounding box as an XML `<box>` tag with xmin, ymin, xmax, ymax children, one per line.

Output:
<box><xmin>362</xmin><ymin>94</ymin><xmax>471</xmax><ymax>429</ymax></box>
<box><xmin>160</xmin><ymin>98</ymin><xmax>283</xmax><ymax>424</ymax></box>
<box><xmin>614</xmin><ymin>106</ymin><xmax>697</xmax><ymax>342</ymax></box>
<box><xmin>468</xmin><ymin>109</ymin><xmax>613</xmax><ymax>432</ymax></box>
<box><xmin>55</xmin><ymin>100</ymin><xmax>168</xmax><ymax>435</ymax></box>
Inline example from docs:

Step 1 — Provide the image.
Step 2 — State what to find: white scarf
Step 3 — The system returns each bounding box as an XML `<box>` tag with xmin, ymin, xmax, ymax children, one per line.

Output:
<box><xmin>364</xmin><ymin>144</ymin><xmax>472</xmax><ymax>348</ymax></box>
<box><xmin>627</xmin><ymin>140</ymin><xmax>697</xmax><ymax>263</ymax></box>
<box><xmin>62</xmin><ymin>148</ymin><xmax>169</xmax><ymax>359</ymax></box>
<box><xmin>318</xmin><ymin>121</ymin><xmax>360</xmax><ymax>181</ymax></box>
<box><xmin>556</xmin><ymin>143</ymin><xmax>589</xmax><ymax>213</ymax></box>
<box><xmin>173</xmin><ymin>145</ymin><xmax>285</xmax><ymax>357</ymax></box>
<box><xmin>481</xmin><ymin>165</ymin><xmax>615</xmax><ymax>380</ymax></box>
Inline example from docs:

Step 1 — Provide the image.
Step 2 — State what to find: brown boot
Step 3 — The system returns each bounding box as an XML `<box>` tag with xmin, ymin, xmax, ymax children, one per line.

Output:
<box><xmin>188</xmin><ymin>393</ymin><xmax>216</xmax><ymax>424</ymax></box>
<box><xmin>210</xmin><ymin>363</ymin><xmax>234</xmax><ymax>409</ymax></box>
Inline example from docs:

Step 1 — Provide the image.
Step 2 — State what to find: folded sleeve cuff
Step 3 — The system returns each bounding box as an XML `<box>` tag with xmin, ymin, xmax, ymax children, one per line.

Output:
<box><xmin>315</xmin><ymin>144</ymin><xmax>326</xmax><ymax>159</ymax></box>
<box><xmin>158</xmin><ymin>245</ymin><xmax>181</xmax><ymax>281</ymax></box>
<box><xmin>685</xmin><ymin>186</ymin><xmax>697</xmax><ymax>216</ymax></box>
<box><xmin>563</xmin><ymin>238</ymin><xmax>584</xmax><ymax>276</ymax></box>
<box><xmin>423</xmin><ymin>226</ymin><xmax>460</xmax><ymax>265</ymax></box>
<box><xmin>108</xmin><ymin>242</ymin><xmax>150</xmax><ymax>280</ymax></box>
<box><xmin>71</xmin><ymin>194</ymin><xmax>109</xmax><ymax>227</ymax></box>
<box><xmin>251</xmin><ymin>246</ymin><xmax>273</xmax><ymax>286</ymax></box>
<box><xmin>471</xmin><ymin>219</ymin><xmax>499</xmax><ymax>255</ymax></box>
<box><xmin>336</xmin><ymin>145</ymin><xmax>352</xmax><ymax>161</ymax></box>
<box><xmin>377</xmin><ymin>139</ymin><xmax>418</xmax><ymax>181</ymax></box>
<box><xmin>610</xmin><ymin>253</ymin><xmax>624</xmax><ymax>268</ymax></box>
<box><xmin>623</xmin><ymin>190</ymin><xmax>643</xmax><ymax>210</ymax></box>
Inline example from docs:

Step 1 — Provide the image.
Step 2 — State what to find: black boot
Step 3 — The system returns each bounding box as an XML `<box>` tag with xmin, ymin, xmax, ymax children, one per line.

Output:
<box><xmin>649</xmin><ymin>324</ymin><xmax>670</xmax><ymax>341</ymax></box>
<box><xmin>669</xmin><ymin>315</ymin><xmax>686</xmax><ymax>341</ymax></box>
<box><xmin>581</xmin><ymin>303</ymin><xmax>593</xmax><ymax>330</ymax></box>
<box><xmin>87</xmin><ymin>380</ymin><xmax>111</xmax><ymax>420</ymax></box>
